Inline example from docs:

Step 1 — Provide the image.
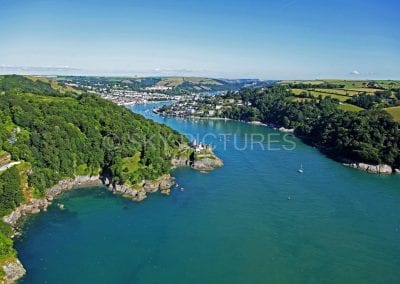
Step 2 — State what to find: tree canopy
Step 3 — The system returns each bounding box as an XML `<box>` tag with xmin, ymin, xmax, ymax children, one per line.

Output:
<box><xmin>0</xmin><ymin>75</ymin><xmax>187</xmax><ymax>213</ymax></box>
<box><xmin>221</xmin><ymin>86</ymin><xmax>400</xmax><ymax>167</ymax></box>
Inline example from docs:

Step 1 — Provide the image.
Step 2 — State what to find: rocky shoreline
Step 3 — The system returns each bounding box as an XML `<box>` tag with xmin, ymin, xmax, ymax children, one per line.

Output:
<box><xmin>1</xmin><ymin>151</ymin><xmax>223</xmax><ymax>283</ymax></box>
<box><xmin>104</xmin><ymin>174</ymin><xmax>175</xmax><ymax>201</ymax></box>
<box><xmin>2</xmin><ymin>173</ymin><xmax>181</xmax><ymax>230</ymax></box>
<box><xmin>1</xmin><ymin>174</ymin><xmax>174</xmax><ymax>283</ymax></box>
<box><xmin>343</xmin><ymin>162</ymin><xmax>399</xmax><ymax>175</ymax></box>
<box><xmin>3</xmin><ymin>175</ymin><xmax>102</xmax><ymax>228</ymax></box>
<box><xmin>1</xmin><ymin>175</ymin><xmax>102</xmax><ymax>283</ymax></box>
<box><xmin>1</xmin><ymin>259</ymin><xmax>26</xmax><ymax>284</ymax></box>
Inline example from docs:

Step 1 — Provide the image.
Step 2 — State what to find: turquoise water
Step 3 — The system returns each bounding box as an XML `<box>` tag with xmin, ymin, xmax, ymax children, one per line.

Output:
<box><xmin>15</xmin><ymin>103</ymin><xmax>400</xmax><ymax>283</ymax></box>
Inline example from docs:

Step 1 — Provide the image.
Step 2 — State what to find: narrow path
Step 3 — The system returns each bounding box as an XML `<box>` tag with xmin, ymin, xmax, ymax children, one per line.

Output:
<box><xmin>0</xmin><ymin>161</ymin><xmax>21</xmax><ymax>172</ymax></box>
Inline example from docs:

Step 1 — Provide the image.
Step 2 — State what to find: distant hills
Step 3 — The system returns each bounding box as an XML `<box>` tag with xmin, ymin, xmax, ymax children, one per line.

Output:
<box><xmin>151</xmin><ymin>77</ymin><xmax>273</xmax><ymax>92</ymax></box>
<box><xmin>56</xmin><ymin>76</ymin><xmax>275</xmax><ymax>94</ymax></box>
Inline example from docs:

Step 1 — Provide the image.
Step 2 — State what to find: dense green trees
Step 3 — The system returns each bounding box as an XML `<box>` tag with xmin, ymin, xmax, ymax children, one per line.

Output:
<box><xmin>221</xmin><ymin>86</ymin><xmax>400</xmax><ymax>167</ymax></box>
<box><xmin>0</xmin><ymin>75</ymin><xmax>187</xmax><ymax>209</ymax></box>
<box><xmin>0</xmin><ymin>231</ymin><xmax>14</xmax><ymax>259</ymax></box>
<box><xmin>347</xmin><ymin>91</ymin><xmax>394</xmax><ymax>109</ymax></box>
<box><xmin>0</xmin><ymin>168</ymin><xmax>22</xmax><ymax>216</ymax></box>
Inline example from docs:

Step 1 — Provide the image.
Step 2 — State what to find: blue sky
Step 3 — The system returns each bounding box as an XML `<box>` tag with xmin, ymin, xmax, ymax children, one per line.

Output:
<box><xmin>0</xmin><ymin>0</ymin><xmax>399</xmax><ymax>79</ymax></box>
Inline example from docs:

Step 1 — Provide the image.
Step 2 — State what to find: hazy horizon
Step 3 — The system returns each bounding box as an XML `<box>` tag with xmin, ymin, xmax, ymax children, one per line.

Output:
<box><xmin>0</xmin><ymin>69</ymin><xmax>398</xmax><ymax>81</ymax></box>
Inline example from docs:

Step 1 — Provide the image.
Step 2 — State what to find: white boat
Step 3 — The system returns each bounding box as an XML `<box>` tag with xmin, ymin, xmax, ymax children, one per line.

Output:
<box><xmin>298</xmin><ymin>164</ymin><xmax>304</xmax><ymax>173</ymax></box>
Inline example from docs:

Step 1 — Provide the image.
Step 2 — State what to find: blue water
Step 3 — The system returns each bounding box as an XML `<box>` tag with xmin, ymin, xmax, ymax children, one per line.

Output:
<box><xmin>15</xmin><ymin>103</ymin><xmax>400</xmax><ymax>283</ymax></box>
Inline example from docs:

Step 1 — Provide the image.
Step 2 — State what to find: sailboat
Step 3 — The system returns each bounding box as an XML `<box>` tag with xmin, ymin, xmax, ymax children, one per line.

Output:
<box><xmin>298</xmin><ymin>164</ymin><xmax>304</xmax><ymax>173</ymax></box>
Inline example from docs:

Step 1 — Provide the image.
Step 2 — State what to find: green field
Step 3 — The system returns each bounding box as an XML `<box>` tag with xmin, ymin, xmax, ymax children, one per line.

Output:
<box><xmin>339</xmin><ymin>103</ymin><xmax>364</xmax><ymax>112</ymax></box>
<box><xmin>385</xmin><ymin>106</ymin><xmax>400</xmax><ymax>121</ymax></box>
<box><xmin>376</xmin><ymin>80</ymin><xmax>400</xmax><ymax>90</ymax></box>
<box><xmin>26</xmin><ymin>76</ymin><xmax>82</xmax><ymax>94</ymax></box>
<box><xmin>282</xmin><ymin>79</ymin><xmax>399</xmax><ymax>92</ymax></box>
<box><xmin>343</xmin><ymin>88</ymin><xmax>379</xmax><ymax>94</ymax></box>
<box><xmin>313</xmin><ymin>88</ymin><xmax>360</xmax><ymax>96</ymax></box>
<box><xmin>309</xmin><ymin>91</ymin><xmax>349</xmax><ymax>101</ymax></box>
<box><xmin>285</xmin><ymin>79</ymin><xmax>400</xmax><ymax>113</ymax></box>
<box><xmin>281</xmin><ymin>80</ymin><xmax>326</xmax><ymax>85</ymax></box>
<box><xmin>325</xmin><ymin>80</ymin><xmax>369</xmax><ymax>89</ymax></box>
<box><xmin>291</xmin><ymin>88</ymin><xmax>306</xmax><ymax>95</ymax></box>
<box><xmin>291</xmin><ymin>89</ymin><xmax>349</xmax><ymax>102</ymax></box>
<box><xmin>286</xmin><ymin>80</ymin><xmax>386</xmax><ymax>97</ymax></box>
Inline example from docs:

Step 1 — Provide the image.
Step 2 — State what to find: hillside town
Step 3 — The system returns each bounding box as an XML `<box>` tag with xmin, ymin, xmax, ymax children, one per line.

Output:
<box><xmin>96</xmin><ymin>89</ymin><xmax>176</xmax><ymax>105</ymax></box>
<box><xmin>64</xmin><ymin>81</ymin><xmax>178</xmax><ymax>105</ymax></box>
<box><xmin>154</xmin><ymin>93</ymin><xmax>247</xmax><ymax>118</ymax></box>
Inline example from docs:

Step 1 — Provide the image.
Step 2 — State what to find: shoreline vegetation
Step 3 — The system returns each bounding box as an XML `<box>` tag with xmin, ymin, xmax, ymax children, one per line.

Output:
<box><xmin>2</xmin><ymin>149</ymin><xmax>223</xmax><ymax>283</ymax></box>
<box><xmin>1</xmin><ymin>75</ymin><xmax>399</xmax><ymax>282</ymax></box>
<box><xmin>157</xmin><ymin>85</ymin><xmax>400</xmax><ymax>175</ymax></box>
<box><xmin>159</xmin><ymin>111</ymin><xmax>397</xmax><ymax>174</ymax></box>
<box><xmin>0</xmin><ymin>75</ymin><xmax>223</xmax><ymax>283</ymax></box>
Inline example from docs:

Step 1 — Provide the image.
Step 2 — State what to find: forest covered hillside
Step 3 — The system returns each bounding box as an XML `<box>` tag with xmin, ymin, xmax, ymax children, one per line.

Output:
<box><xmin>0</xmin><ymin>75</ymin><xmax>188</xmax><ymax>267</ymax></box>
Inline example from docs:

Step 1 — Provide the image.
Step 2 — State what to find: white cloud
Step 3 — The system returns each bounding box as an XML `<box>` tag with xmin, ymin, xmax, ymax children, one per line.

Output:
<box><xmin>350</xmin><ymin>70</ymin><xmax>360</xmax><ymax>75</ymax></box>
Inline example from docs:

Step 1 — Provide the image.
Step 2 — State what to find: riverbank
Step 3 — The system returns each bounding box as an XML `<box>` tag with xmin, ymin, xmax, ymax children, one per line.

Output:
<box><xmin>343</xmin><ymin>162</ymin><xmax>397</xmax><ymax>175</ymax></box>
<box><xmin>2</xmin><ymin>174</ymin><xmax>173</xmax><ymax>283</ymax></box>
<box><xmin>3</xmin><ymin>175</ymin><xmax>102</xmax><ymax>228</ymax></box>
<box><xmin>157</xmin><ymin>85</ymin><xmax>400</xmax><ymax>176</ymax></box>
<box><xmin>0</xmin><ymin>175</ymin><xmax>102</xmax><ymax>283</ymax></box>
<box><xmin>159</xmin><ymin>109</ymin><xmax>400</xmax><ymax>175</ymax></box>
<box><xmin>13</xmin><ymin>102</ymin><xmax>400</xmax><ymax>284</ymax></box>
<box><xmin>2</xmin><ymin>148</ymin><xmax>223</xmax><ymax>283</ymax></box>
<box><xmin>0</xmin><ymin>173</ymin><xmax>174</xmax><ymax>282</ymax></box>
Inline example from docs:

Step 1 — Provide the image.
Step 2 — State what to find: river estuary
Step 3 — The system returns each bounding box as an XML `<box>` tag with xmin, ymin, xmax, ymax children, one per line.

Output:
<box><xmin>15</xmin><ymin>103</ymin><xmax>400</xmax><ymax>283</ymax></box>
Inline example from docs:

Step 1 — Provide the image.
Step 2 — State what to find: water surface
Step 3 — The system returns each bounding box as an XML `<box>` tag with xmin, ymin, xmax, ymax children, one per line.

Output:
<box><xmin>15</xmin><ymin>103</ymin><xmax>400</xmax><ymax>283</ymax></box>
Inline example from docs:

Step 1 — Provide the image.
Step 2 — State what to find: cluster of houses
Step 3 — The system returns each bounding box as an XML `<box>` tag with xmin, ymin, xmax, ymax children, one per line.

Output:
<box><xmin>159</xmin><ymin>95</ymin><xmax>251</xmax><ymax>117</ymax></box>
<box><xmin>98</xmin><ymin>90</ymin><xmax>173</xmax><ymax>105</ymax></box>
<box><xmin>145</xmin><ymin>86</ymin><xmax>172</xmax><ymax>91</ymax></box>
<box><xmin>65</xmin><ymin>81</ymin><xmax>177</xmax><ymax>106</ymax></box>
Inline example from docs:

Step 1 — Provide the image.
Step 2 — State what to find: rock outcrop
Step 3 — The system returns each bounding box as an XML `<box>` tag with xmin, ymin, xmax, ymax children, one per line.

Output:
<box><xmin>278</xmin><ymin>127</ymin><xmax>295</xmax><ymax>133</ymax></box>
<box><xmin>344</xmin><ymin>163</ymin><xmax>393</xmax><ymax>174</ymax></box>
<box><xmin>110</xmin><ymin>183</ymin><xmax>147</xmax><ymax>201</ymax></box>
<box><xmin>46</xmin><ymin>175</ymin><xmax>101</xmax><ymax>199</ymax></box>
<box><xmin>3</xmin><ymin>199</ymin><xmax>49</xmax><ymax>228</ymax></box>
<box><xmin>2</xmin><ymin>259</ymin><xmax>26</xmax><ymax>284</ymax></box>
<box><xmin>107</xmin><ymin>174</ymin><xmax>175</xmax><ymax>201</ymax></box>
<box><xmin>192</xmin><ymin>157</ymin><xmax>224</xmax><ymax>171</ymax></box>
<box><xmin>171</xmin><ymin>157</ymin><xmax>191</xmax><ymax>168</ymax></box>
<box><xmin>172</xmin><ymin>152</ymin><xmax>223</xmax><ymax>172</ymax></box>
